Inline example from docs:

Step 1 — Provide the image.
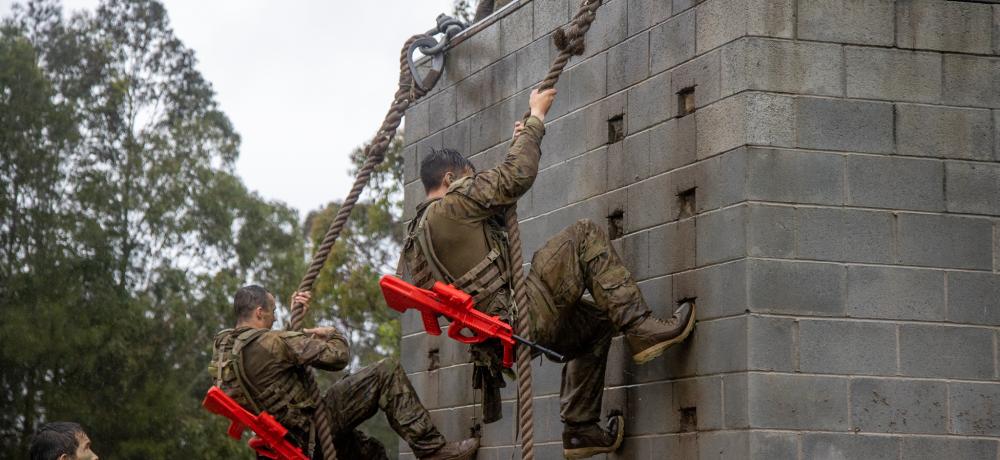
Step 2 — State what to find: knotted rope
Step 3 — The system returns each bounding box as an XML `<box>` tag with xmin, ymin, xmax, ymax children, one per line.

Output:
<box><xmin>286</xmin><ymin>33</ymin><xmax>435</xmax><ymax>460</ymax></box>
<box><xmin>508</xmin><ymin>1</ymin><xmax>603</xmax><ymax>459</ymax></box>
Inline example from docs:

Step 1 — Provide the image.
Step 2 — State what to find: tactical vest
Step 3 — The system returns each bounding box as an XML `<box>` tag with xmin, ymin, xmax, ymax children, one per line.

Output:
<box><xmin>401</xmin><ymin>198</ymin><xmax>512</xmax><ymax>320</ymax></box>
<box><xmin>209</xmin><ymin>328</ymin><xmax>320</xmax><ymax>448</ymax></box>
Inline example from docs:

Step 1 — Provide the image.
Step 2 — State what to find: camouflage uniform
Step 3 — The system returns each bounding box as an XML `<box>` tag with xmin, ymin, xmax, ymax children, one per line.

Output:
<box><xmin>210</xmin><ymin>326</ymin><xmax>446</xmax><ymax>458</ymax></box>
<box><xmin>402</xmin><ymin>116</ymin><xmax>649</xmax><ymax>425</ymax></box>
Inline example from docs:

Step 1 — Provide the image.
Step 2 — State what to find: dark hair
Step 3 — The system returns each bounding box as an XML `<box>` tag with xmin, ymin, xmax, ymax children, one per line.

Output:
<box><xmin>419</xmin><ymin>148</ymin><xmax>475</xmax><ymax>192</ymax></box>
<box><xmin>234</xmin><ymin>285</ymin><xmax>273</xmax><ymax>320</ymax></box>
<box><xmin>30</xmin><ymin>422</ymin><xmax>84</xmax><ymax>460</ymax></box>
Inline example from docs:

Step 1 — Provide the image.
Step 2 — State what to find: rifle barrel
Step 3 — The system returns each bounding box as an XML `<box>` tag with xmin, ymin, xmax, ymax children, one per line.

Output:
<box><xmin>512</xmin><ymin>334</ymin><xmax>566</xmax><ymax>363</ymax></box>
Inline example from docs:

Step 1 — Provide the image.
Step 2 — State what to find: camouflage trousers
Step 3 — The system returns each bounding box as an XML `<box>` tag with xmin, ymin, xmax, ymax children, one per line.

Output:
<box><xmin>525</xmin><ymin>219</ymin><xmax>650</xmax><ymax>425</ymax></box>
<box><xmin>312</xmin><ymin>358</ymin><xmax>446</xmax><ymax>459</ymax></box>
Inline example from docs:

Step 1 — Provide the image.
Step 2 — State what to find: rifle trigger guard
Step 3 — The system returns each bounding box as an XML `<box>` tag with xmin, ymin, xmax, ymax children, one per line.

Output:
<box><xmin>448</xmin><ymin>321</ymin><xmax>487</xmax><ymax>344</ymax></box>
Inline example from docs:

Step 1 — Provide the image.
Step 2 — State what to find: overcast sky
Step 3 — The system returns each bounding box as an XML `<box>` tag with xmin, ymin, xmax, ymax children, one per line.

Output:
<box><xmin>1</xmin><ymin>0</ymin><xmax>455</xmax><ymax>217</ymax></box>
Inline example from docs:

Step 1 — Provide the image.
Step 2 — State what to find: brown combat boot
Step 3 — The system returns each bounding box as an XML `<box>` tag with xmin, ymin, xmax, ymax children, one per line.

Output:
<box><xmin>562</xmin><ymin>414</ymin><xmax>625</xmax><ymax>459</ymax></box>
<box><xmin>417</xmin><ymin>438</ymin><xmax>479</xmax><ymax>460</ymax></box>
<box><xmin>625</xmin><ymin>301</ymin><xmax>696</xmax><ymax>365</ymax></box>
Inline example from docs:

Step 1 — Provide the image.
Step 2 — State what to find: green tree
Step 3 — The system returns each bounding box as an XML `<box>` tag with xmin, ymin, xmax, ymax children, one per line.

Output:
<box><xmin>1</xmin><ymin>1</ymin><xmax>303</xmax><ymax>457</ymax></box>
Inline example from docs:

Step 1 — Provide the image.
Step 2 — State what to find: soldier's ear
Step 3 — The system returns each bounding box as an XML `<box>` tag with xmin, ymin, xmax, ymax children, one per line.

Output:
<box><xmin>443</xmin><ymin>171</ymin><xmax>454</xmax><ymax>187</ymax></box>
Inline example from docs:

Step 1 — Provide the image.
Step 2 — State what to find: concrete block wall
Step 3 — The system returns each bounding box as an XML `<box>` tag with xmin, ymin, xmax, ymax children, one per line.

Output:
<box><xmin>399</xmin><ymin>0</ymin><xmax>1000</xmax><ymax>458</ymax></box>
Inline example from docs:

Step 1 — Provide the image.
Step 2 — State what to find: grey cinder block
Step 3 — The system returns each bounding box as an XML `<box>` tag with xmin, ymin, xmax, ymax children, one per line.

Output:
<box><xmin>846</xmin><ymin>155</ymin><xmax>945</xmax><ymax>212</ymax></box>
<box><xmin>722</xmin><ymin>38</ymin><xmax>844</xmax><ymax>98</ymax></box>
<box><xmin>695</xmin><ymin>316</ymin><xmax>749</xmax><ymax>375</ymax></box>
<box><xmin>578</xmin><ymin>0</ymin><xmax>626</xmax><ymax>62</ymax></box>
<box><xmin>627</xmin><ymin>0</ymin><xmax>672</xmax><ymax>37</ymax></box>
<box><xmin>943</xmin><ymin>54</ymin><xmax>1000</xmax><ymax>108</ymax></box>
<box><xmin>850</xmin><ymin>378</ymin><xmax>948</xmax><ymax>434</ymax></box>
<box><xmin>896</xmin><ymin>103</ymin><xmax>993</xmax><ymax>161</ymax></box>
<box><xmin>749</xmin><ymin>431</ymin><xmax>798</xmax><ymax>460</ymax></box>
<box><xmin>533</xmin><ymin>0</ymin><xmax>570</xmax><ymax>40</ymax></box>
<box><xmin>797</xmin><ymin>207</ymin><xmax>894</xmax><ymax>264</ymax></box>
<box><xmin>690</xmin><ymin>259</ymin><xmax>749</xmax><ymax>320</ymax></box>
<box><xmin>947</xmin><ymin>271</ymin><xmax>1000</xmax><ymax>326</ymax></box>
<box><xmin>696</xmin><ymin>205</ymin><xmax>747</xmax><ymax>265</ymax></box>
<box><xmin>896</xmin><ymin>213</ymin><xmax>993</xmax><ymax>270</ymax></box>
<box><xmin>747</xmin><ymin>148</ymin><xmax>845</xmax><ymax>205</ymax></box>
<box><xmin>746</xmin><ymin>0</ymin><xmax>794</xmax><ymax>39</ymax></box>
<box><xmin>649</xmin><ymin>219</ymin><xmax>697</xmax><ymax>276</ymax></box>
<box><xmin>748</xmin><ymin>259</ymin><xmax>846</xmax><ymax>316</ymax></box>
<box><xmin>627</xmin><ymin>381</ymin><xmax>675</xmax><ymax>435</ymax></box>
<box><xmin>748</xmin><ymin>373</ymin><xmax>850</xmax><ymax>430</ymax></box>
<box><xmin>723</xmin><ymin>374</ymin><xmax>748</xmax><ymax>429</ymax></box>
<box><xmin>846</xmin><ymin>47</ymin><xmax>941</xmax><ymax>104</ymax></box>
<box><xmin>745</xmin><ymin>93</ymin><xmax>795</xmax><ymax>148</ymax></box>
<box><xmin>949</xmin><ymin>382</ymin><xmax>1000</xmax><ymax>436</ymax></box>
<box><xmin>796</xmin><ymin>97</ymin><xmax>894</xmax><ymax>153</ymax></box>
<box><xmin>607</xmin><ymin>32</ymin><xmax>651</xmax><ymax>94</ymax></box>
<box><xmin>900</xmin><ymin>437</ymin><xmax>998</xmax><ymax>460</ymax></box>
<box><xmin>899</xmin><ymin>324</ymin><xmax>994</xmax><ymax>379</ymax></box>
<box><xmin>437</xmin><ymin>363</ymin><xmax>474</xmax><ymax>407</ymax></box>
<box><xmin>797</xmin><ymin>0</ymin><xmax>895</xmax><ymax>46</ymax></box>
<box><xmin>896</xmin><ymin>0</ymin><xmax>993</xmax><ymax>54</ymax></box>
<box><xmin>946</xmin><ymin>161</ymin><xmax>1000</xmax><ymax>215</ymax></box>
<box><xmin>846</xmin><ymin>265</ymin><xmax>945</xmax><ymax>321</ymax></box>
<box><xmin>650</xmin><ymin>115</ymin><xmax>697</xmax><ymax>174</ymax></box>
<box><xmin>499</xmin><ymin>3</ymin><xmax>533</xmax><ymax>56</ymax></box>
<box><xmin>798</xmin><ymin>320</ymin><xmax>897</xmax><ymax>375</ymax></box>
<box><xmin>696</xmin><ymin>95</ymin><xmax>745</xmax><ymax>159</ymax></box>
<box><xmin>696</xmin><ymin>146</ymin><xmax>747</xmax><ymax>212</ymax></box>
<box><xmin>626</xmin><ymin>172</ymin><xmax>680</xmax><ymax>232</ymax></box>
<box><xmin>696</xmin><ymin>0</ymin><xmax>746</xmax><ymax>54</ymax></box>
<box><xmin>698</xmin><ymin>431</ymin><xmax>749</xmax><ymax>460</ymax></box>
<box><xmin>802</xmin><ymin>433</ymin><xmax>899</xmax><ymax>460</ymax></box>
<box><xmin>650</xmin><ymin>9</ymin><xmax>696</xmax><ymax>74</ymax></box>
<box><xmin>746</xmin><ymin>204</ymin><xmax>795</xmax><ymax>258</ymax></box>
<box><xmin>627</xmin><ymin>71</ymin><xmax>672</xmax><ymax>135</ymax></box>
<box><xmin>747</xmin><ymin>315</ymin><xmax>795</xmax><ymax>372</ymax></box>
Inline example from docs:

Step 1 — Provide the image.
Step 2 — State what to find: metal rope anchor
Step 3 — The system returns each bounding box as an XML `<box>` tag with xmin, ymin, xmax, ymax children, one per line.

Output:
<box><xmin>408</xmin><ymin>14</ymin><xmax>466</xmax><ymax>92</ymax></box>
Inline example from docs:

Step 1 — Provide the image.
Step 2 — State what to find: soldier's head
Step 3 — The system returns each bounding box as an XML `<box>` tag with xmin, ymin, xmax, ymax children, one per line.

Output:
<box><xmin>420</xmin><ymin>147</ymin><xmax>475</xmax><ymax>195</ymax></box>
<box><xmin>234</xmin><ymin>284</ymin><xmax>277</xmax><ymax>329</ymax></box>
<box><xmin>29</xmin><ymin>422</ymin><xmax>98</xmax><ymax>460</ymax></box>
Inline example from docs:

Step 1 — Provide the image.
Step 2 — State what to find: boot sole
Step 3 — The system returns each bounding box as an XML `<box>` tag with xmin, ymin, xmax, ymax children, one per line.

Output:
<box><xmin>631</xmin><ymin>303</ymin><xmax>697</xmax><ymax>365</ymax></box>
<box><xmin>563</xmin><ymin>415</ymin><xmax>625</xmax><ymax>460</ymax></box>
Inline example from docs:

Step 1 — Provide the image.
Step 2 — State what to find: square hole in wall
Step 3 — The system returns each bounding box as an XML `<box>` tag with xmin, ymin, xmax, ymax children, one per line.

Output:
<box><xmin>607</xmin><ymin>114</ymin><xmax>625</xmax><ymax>144</ymax></box>
<box><xmin>677</xmin><ymin>187</ymin><xmax>696</xmax><ymax>219</ymax></box>
<box><xmin>680</xmin><ymin>407</ymin><xmax>697</xmax><ymax>432</ymax></box>
<box><xmin>428</xmin><ymin>348</ymin><xmax>440</xmax><ymax>371</ymax></box>
<box><xmin>607</xmin><ymin>208</ymin><xmax>624</xmax><ymax>240</ymax></box>
<box><xmin>677</xmin><ymin>86</ymin><xmax>696</xmax><ymax>117</ymax></box>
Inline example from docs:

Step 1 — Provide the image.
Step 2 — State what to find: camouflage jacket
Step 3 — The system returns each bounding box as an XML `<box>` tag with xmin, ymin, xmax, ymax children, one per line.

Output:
<box><xmin>400</xmin><ymin>115</ymin><xmax>545</xmax><ymax>422</ymax></box>
<box><xmin>209</xmin><ymin>326</ymin><xmax>350</xmax><ymax>441</ymax></box>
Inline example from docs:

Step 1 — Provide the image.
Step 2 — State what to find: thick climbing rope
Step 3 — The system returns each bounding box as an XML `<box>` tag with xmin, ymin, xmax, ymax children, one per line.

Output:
<box><xmin>508</xmin><ymin>1</ymin><xmax>603</xmax><ymax>459</ymax></box>
<box><xmin>285</xmin><ymin>33</ymin><xmax>438</xmax><ymax>460</ymax></box>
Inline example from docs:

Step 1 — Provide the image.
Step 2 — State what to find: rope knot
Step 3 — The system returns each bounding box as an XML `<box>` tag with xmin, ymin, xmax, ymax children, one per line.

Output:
<box><xmin>552</xmin><ymin>27</ymin><xmax>585</xmax><ymax>56</ymax></box>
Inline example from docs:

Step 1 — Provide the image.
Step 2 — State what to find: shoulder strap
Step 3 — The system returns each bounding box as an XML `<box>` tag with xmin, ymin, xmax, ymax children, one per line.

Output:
<box><xmin>414</xmin><ymin>200</ymin><xmax>457</xmax><ymax>284</ymax></box>
<box><xmin>229</xmin><ymin>328</ymin><xmax>270</xmax><ymax>413</ymax></box>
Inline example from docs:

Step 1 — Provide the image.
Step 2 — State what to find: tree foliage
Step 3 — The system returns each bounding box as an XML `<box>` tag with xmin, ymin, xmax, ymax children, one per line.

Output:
<box><xmin>0</xmin><ymin>1</ymin><xmax>304</xmax><ymax>457</ymax></box>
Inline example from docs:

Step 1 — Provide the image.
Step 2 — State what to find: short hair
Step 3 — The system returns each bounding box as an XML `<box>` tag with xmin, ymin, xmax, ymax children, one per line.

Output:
<box><xmin>234</xmin><ymin>285</ymin><xmax>273</xmax><ymax>320</ymax></box>
<box><xmin>419</xmin><ymin>148</ymin><xmax>475</xmax><ymax>192</ymax></box>
<box><xmin>29</xmin><ymin>422</ymin><xmax>84</xmax><ymax>460</ymax></box>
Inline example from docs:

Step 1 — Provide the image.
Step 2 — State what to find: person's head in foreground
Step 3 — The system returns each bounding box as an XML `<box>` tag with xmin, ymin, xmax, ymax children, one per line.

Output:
<box><xmin>29</xmin><ymin>422</ymin><xmax>98</xmax><ymax>460</ymax></box>
<box><xmin>234</xmin><ymin>284</ymin><xmax>278</xmax><ymax>329</ymax></box>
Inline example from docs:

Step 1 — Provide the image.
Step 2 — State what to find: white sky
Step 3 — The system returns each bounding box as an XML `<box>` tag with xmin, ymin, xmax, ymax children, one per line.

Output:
<box><xmin>1</xmin><ymin>0</ymin><xmax>454</xmax><ymax>217</ymax></box>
